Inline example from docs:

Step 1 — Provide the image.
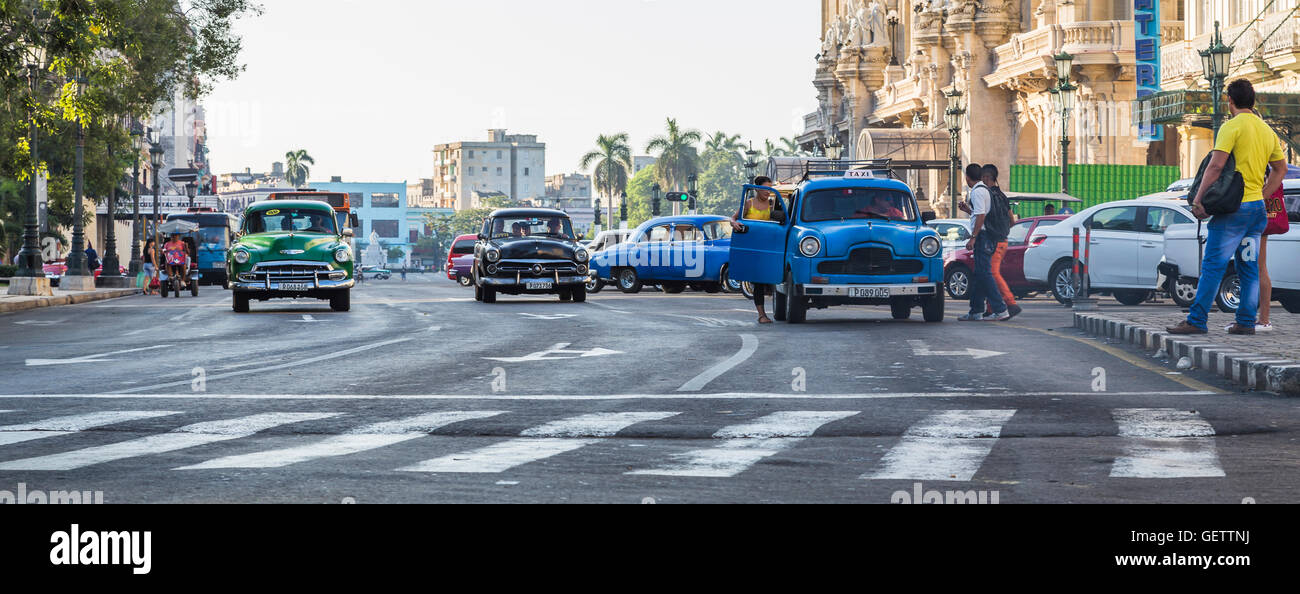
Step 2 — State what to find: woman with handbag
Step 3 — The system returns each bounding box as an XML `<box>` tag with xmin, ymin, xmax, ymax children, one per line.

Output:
<box><xmin>1256</xmin><ymin>180</ymin><xmax>1291</xmax><ymax>332</ymax></box>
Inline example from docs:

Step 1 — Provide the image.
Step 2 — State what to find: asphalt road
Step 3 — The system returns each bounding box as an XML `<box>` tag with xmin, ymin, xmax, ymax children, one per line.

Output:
<box><xmin>1</xmin><ymin>274</ymin><xmax>1297</xmax><ymax>503</ymax></box>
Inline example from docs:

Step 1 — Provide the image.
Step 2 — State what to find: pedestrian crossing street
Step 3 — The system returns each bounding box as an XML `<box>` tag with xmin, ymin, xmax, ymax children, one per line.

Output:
<box><xmin>0</xmin><ymin>407</ymin><xmax>1228</xmax><ymax>479</ymax></box>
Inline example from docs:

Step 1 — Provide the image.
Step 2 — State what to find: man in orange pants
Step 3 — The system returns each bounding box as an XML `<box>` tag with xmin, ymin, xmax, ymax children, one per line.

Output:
<box><xmin>982</xmin><ymin>166</ymin><xmax>1023</xmax><ymax>319</ymax></box>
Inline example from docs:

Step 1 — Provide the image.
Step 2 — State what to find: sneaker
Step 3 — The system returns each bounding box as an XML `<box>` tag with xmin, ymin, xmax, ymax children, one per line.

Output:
<box><xmin>1006</xmin><ymin>304</ymin><xmax>1023</xmax><ymax>320</ymax></box>
<box><xmin>1166</xmin><ymin>321</ymin><xmax>1208</xmax><ymax>335</ymax></box>
<box><xmin>958</xmin><ymin>313</ymin><xmax>984</xmax><ymax>321</ymax></box>
<box><xmin>1226</xmin><ymin>324</ymin><xmax>1256</xmax><ymax>335</ymax></box>
<box><xmin>986</xmin><ymin>310</ymin><xmax>1011</xmax><ymax>321</ymax></box>
<box><xmin>1224</xmin><ymin>323</ymin><xmax>1272</xmax><ymax>332</ymax></box>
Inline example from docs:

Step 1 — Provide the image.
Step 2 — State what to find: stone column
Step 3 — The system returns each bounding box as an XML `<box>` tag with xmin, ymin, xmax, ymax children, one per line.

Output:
<box><xmin>1181</xmin><ymin>125</ymin><xmax>1214</xmax><ymax>177</ymax></box>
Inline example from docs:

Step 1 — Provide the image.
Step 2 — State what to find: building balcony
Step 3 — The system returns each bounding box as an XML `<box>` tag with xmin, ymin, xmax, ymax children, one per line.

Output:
<box><xmin>1162</xmin><ymin>13</ymin><xmax>1297</xmax><ymax>87</ymax></box>
<box><xmin>986</xmin><ymin>20</ymin><xmax>1136</xmax><ymax>91</ymax></box>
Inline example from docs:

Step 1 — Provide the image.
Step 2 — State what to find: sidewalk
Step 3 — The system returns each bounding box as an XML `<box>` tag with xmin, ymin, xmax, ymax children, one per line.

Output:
<box><xmin>0</xmin><ymin>281</ymin><xmax>142</xmax><ymax>314</ymax></box>
<box><xmin>1075</xmin><ymin>310</ymin><xmax>1300</xmax><ymax>396</ymax></box>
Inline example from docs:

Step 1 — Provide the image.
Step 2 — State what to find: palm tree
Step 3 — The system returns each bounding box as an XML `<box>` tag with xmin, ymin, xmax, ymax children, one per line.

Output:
<box><xmin>779</xmin><ymin>137</ymin><xmax>803</xmax><ymax>156</ymax></box>
<box><xmin>284</xmin><ymin>149</ymin><xmax>315</xmax><ymax>187</ymax></box>
<box><xmin>578</xmin><ymin>133</ymin><xmax>633</xmax><ymax>201</ymax></box>
<box><xmin>704</xmin><ymin>131</ymin><xmax>744</xmax><ymax>157</ymax></box>
<box><xmin>645</xmin><ymin>118</ymin><xmax>703</xmax><ymax>191</ymax></box>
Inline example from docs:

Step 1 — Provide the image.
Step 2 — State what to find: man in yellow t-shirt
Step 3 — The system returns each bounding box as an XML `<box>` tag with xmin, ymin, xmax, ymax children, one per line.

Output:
<box><xmin>1168</xmin><ymin>79</ymin><xmax>1286</xmax><ymax>336</ymax></box>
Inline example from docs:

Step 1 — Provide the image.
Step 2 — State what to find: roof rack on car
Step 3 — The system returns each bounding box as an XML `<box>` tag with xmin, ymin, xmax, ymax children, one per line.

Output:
<box><xmin>802</xmin><ymin>159</ymin><xmax>899</xmax><ymax>181</ymax></box>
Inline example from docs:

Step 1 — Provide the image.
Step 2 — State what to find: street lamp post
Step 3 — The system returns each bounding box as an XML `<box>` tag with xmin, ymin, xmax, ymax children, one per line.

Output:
<box><xmin>593</xmin><ymin>197</ymin><xmax>602</xmax><ymax>231</ymax></box>
<box><xmin>825</xmin><ymin>135</ymin><xmax>843</xmax><ymax>161</ymax></box>
<box><xmin>101</xmin><ymin>137</ymin><xmax>120</xmax><ymax>281</ymax></box>
<box><xmin>619</xmin><ymin>191</ymin><xmax>628</xmax><ymax>229</ymax></box>
<box><xmin>64</xmin><ymin>76</ymin><xmax>94</xmax><ymax>290</ymax></box>
<box><xmin>185</xmin><ymin>182</ymin><xmax>197</xmax><ymax>209</ymax></box>
<box><xmin>651</xmin><ymin>183</ymin><xmax>661</xmax><ymax>217</ymax></box>
<box><xmin>687</xmin><ymin>174</ymin><xmax>697</xmax><ymax>215</ymax></box>
<box><xmin>887</xmin><ymin>11</ymin><xmax>901</xmax><ymax>66</ymax></box>
<box><xmin>12</xmin><ymin>14</ymin><xmax>49</xmax><ymax>292</ymax></box>
<box><xmin>127</xmin><ymin>122</ymin><xmax>143</xmax><ymax>277</ymax></box>
<box><xmin>944</xmin><ymin>89</ymin><xmax>965</xmax><ymax>218</ymax></box>
<box><xmin>744</xmin><ymin>142</ymin><xmax>759</xmax><ymax>183</ymax></box>
<box><xmin>150</xmin><ymin>141</ymin><xmax>164</xmax><ymax>251</ymax></box>
<box><xmin>1200</xmin><ymin>21</ymin><xmax>1234</xmax><ymax>137</ymax></box>
<box><xmin>1051</xmin><ymin>51</ymin><xmax>1076</xmax><ymax>195</ymax></box>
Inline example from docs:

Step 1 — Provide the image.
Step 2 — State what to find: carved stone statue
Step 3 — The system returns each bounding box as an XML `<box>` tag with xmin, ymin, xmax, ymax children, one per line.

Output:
<box><xmin>865</xmin><ymin>0</ymin><xmax>889</xmax><ymax>47</ymax></box>
<box><xmin>845</xmin><ymin>13</ymin><xmax>865</xmax><ymax>48</ymax></box>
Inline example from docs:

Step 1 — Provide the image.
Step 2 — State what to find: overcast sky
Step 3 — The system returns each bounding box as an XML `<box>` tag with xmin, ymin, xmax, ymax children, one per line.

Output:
<box><xmin>202</xmin><ymin>0</ymin><xmax>821</xmax><ymax>184</ymax></box>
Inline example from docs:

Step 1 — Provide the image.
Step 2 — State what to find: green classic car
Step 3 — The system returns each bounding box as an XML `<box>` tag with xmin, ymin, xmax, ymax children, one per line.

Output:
<box><xmin>227</xmin><ymin>200</ymin><xmax>355</xmax><ymax>312</ymax></box>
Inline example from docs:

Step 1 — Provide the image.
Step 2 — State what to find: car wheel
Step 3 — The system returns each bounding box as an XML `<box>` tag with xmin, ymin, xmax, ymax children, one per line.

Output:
<box><xmin>662</xmin><ymin>283</ymin><xmax>685</xmax><ymax>294</ymax></box>
<box><xmin>721</xmin><ymin>266</ymin><xmax>742</xmax><ymax>293</ymax></box>
<box><xmin>458</xmin><ymin>275</ymin><xmax>472</xmax><ymax>287</ymax></box>
<box><xmin>571</xmin><ymin>285</ymin><xmax>587</xmax><ymax>303</ymax></box>
<box><xmin>585</xmin><ymin>277</ymin><xmax>603</xmax><ymax>293</ymax></box>
<box><xmin>703</xmin><ymin>283</ymin><xmax>721</xmax><ymax>294</ymax></box>
<box><xmin>474</xmin><ymin>280</ymin><xmax>483</xmax><ymax>302</ymax></box>
<box><xmin>688</xmin><ymin>283</ymin><xmax>705</xmax><ymax>292</ymax></box>
<box><xmin>617</xmin><ymin>268</ymin><xmax>642</xmax><ymax>293</ymax></box>
<box><xmin>1216</xmin><ymin>272</ymin><xmax>1240</xmax><ymax>313</ymax></box>
<box><xmin>740</xmin><ymin>281</ymin><xmax>755</xmax><ymax>300</ymax></box>
<box><xmin>783</xmin><ymin>270</ymin><xmax>806</xmax><ymax>323</ymax></box>
<box><xmin>559</xmin><ymin>290</ymin><xmax>572</xmax><ymax>302</ymax></box>
<box><xmin>890</xmin><ymin>297</ymin><xmax>912</xmax><ymax>320</ymax></box>
<box><xmin>944</xmin><ymin>264</ymin><xmax>971</xmax><ymax>300</ymax></box>
<box><xmin>1112</xmin><ymin>289</ymin><xmax>1152</xmax><ymax>306</ymax></box>
<box><xmin>772</xmin><ymin>283</ymin><xmax>786</xmax><ymax>321</ymax></box>
<box><xmin>330</xmin><ymin>290</ymin><xmax>351</xmax><ymax>312</ymax></box>
<box><xmin>922</xmin><ymin>288</ymin><xmax>945</xmax><ymax>323</ymax></box>
<box><xmin>1167</xmin><ymin>276</ymin><xmax>1197</xmax><ymax>308</ymax></box>
<box><xmin>190</xmin><ymin>280</ymin><xmax>199</xmax><ymax>297</ymax></box>
<box><xmin>482</xmin><ymin>285</ymin><xmax>497</xmax><ymax>303</ymax></box>
<box><xmin>1049</xmin><ymin>260</ymin><xmax>1077</xmax><ymax>305</ymax></box>
<box><xmin>232</xmin><ymin>292</ymin><xmax>249</xmax><ymax>313</ymax></box>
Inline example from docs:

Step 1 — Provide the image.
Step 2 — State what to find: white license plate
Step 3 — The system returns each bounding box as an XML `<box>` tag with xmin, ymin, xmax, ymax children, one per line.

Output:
<box><xmin>281</xmin><ymin>283</ymin><xmax>310</xmax><ymax>291</ymax></box>
<box><xmin>525</xmin><ymin>281</ymin><xmax>553</xmax><ymax>290</ymax></box>
<box><xmin>208</xmin><ymin>262</ymin><xmax>222</xmax><ymax>268</ymax></box>
<box><xmin>848</xmin><ymin>287</ymin><xmax>890</xmax><ymax>298</ymax></box>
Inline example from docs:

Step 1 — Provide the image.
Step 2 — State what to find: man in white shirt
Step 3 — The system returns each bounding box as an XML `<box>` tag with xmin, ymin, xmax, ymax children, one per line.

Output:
<box><xmin>957</xmin><ymin>163</ymin><xmax>1009</xmax><ymax>321</ymax></box>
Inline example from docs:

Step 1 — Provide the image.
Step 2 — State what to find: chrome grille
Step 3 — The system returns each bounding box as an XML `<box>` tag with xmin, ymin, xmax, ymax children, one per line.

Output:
<box><xmin>495</xmin><ymin>260</ymin><xmax>578</xmax><ymax>275</ymax></box>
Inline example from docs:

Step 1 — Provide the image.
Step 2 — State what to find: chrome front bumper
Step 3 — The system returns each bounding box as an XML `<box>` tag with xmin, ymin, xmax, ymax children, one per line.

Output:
<box><xmin>231</xmin><ymin>278</ymin><xmax>354</xmax><ymax>291</ymax></box>
<box><xmin>796</xmin><ymin>282</ymin><xmax>939</xmax><ymax>296</ymax></box>
<box><xmin>479</xmin><ymin>274</ymin><xmax>589</xmax><ymax>287</ymax></box>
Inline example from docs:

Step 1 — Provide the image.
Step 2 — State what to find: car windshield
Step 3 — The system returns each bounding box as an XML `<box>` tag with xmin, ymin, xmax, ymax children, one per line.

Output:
<box><xmin>245</xmin><ymin>208</ymin><xmax>337</xmax><ymax>234</ymax></box>
<box><xmin>703</xmin><ymin>220</ymin><xmax>732</xmax><ymax>240</ymax></box>
<box><xmin>488</xmin><ymin>215</ymin><xmax>574</xmax><ymax>239</ymax></box>
<box><xmin>802</xmin><ymin>188</ymin><xmax>915</xmax><ymax>223</ymax></box>
<box><xmin>451</xmin><ymin>239</ymin><xmax>475</xmax><ymax>254</ymax></box>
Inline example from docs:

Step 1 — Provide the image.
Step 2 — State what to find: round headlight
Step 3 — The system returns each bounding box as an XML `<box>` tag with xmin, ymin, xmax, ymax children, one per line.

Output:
<box><xmin>486</xmin><ymin>248</ymin><xmax>501</xmax><ymax>263</ymax></box>
<box><xmin>233</xmin><ymin>249</ymin><xmax>250</xmax><ymax>264</ymax></box>
<box><xmin>334</xmin><ymin>248</ymin><xmax>351</xmax><ymax>263</ymax></box>
<box><xmin>575</xmin><ymin>248</ymin><xmax>589</xmax><ymax>262</ymax></box>
<box><xmin>799</xmin><ymin>236</ymin><xmax>821</xmax><ymax>257</ymax></box>
<box><xmin>919</xmin><ymin>235</ymin><xmax>941</xmax><ymax>258</ymax></box>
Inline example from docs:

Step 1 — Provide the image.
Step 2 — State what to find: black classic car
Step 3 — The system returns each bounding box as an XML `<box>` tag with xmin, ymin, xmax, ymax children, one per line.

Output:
<box><xmin>473</xmin><ymin>208</ymin><xmax>591</xmax><ymax>303</ymax></box>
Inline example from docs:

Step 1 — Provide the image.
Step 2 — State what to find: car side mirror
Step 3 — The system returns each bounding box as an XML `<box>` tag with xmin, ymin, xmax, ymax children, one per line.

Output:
<box><xmin>477</xmin><ymin>232</ymin><xmax>487</xmax><ymax>240</ymax></box>
<box><xmin>350</xmin><ymin>213</ymin><xmax>359</xmax><ymax>227</ymax></box>
<box><xmin>921</xmin><ymin>211</ymin><xmax>937</xmax><ymax>223</ymax></box>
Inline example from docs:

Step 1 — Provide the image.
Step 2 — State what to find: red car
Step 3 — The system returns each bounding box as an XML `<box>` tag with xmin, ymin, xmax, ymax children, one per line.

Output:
<box><xmin>444</xmin><ymin>234</ymin><xmax>477</xmax><ymax>280</ymax></box>
<box><xmin>943</xmin><ymin>215</ymin><xmax>1068</xmax><ymax>300</ymax></box>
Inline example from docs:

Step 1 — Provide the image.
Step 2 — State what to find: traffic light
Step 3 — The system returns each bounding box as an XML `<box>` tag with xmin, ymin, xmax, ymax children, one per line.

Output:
<box><xmin>665</xmin><ymin>192</ymin><xmax>689</xmax><ymax>203</ymax></box>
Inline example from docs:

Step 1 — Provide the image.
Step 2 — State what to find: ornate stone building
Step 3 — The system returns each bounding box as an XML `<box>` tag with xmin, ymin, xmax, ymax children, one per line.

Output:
<box><xmin>800</xmin><ymin>1</ymin><xmax>1175</xmax><ymax>215</ymax></box>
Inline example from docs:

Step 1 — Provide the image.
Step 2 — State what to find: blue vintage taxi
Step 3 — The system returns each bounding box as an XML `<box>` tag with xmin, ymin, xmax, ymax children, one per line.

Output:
<box><xmin>728</xmin><ymin>161</ymin><xmax>945</xmax><ymax>323</ymax></box>
<box><xmin>587</xmin><ymin>215</ymin><xmax>736</xmax><ymax>294</ymax></box>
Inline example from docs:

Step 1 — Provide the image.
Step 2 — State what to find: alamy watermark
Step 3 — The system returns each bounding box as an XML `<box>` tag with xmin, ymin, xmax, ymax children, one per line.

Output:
<box><xmin>1</xmin><ymin>483</ymin><xmax>104</xmax><ymax>504</ymax></box>
<box><xmin>890</xmin><ymin>482</ymin><xmax>1000</xmax><ymax>504</ymax></box>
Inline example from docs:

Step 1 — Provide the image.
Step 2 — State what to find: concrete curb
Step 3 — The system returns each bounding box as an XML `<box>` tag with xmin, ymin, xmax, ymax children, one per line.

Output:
<box><xmin>0</xmin><ymin>288</ymin><xmax>142</xmax><ymax>314</ymax></box>
<box><xmin>1074</xmin><ymin>313</ymin><xmax>1300</xmax><ymax>396</ymax></box>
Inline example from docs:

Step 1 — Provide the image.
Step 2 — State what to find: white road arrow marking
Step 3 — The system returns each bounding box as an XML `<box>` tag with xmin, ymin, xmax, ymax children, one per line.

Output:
<box><xmin>14</xmin><ymin>319</ymin><xmax>64</xmax><ymax>326</ymax></box>
<box><xmin>907</xmin><ymin>340</ymin><xmax>1005</xmax><ymax>360</ymax></box>
<box><xmin>291</xmin><ymin>315</ymin><xmax>325</xmax><ymax>323</ymax></box>
<box><xmin>517</xmin><ymin>313</ymin><xmax>577</xmax><ymax>320</ymax></box>
<box><xmin>483</xmin><ymin>343</ymin><xmax>623</xmax><ymax>363</ymax></box>
<box><xmin>26</xmin><ymin>344</ymin><xmax>172</xmax><ymax>367</ymax></box>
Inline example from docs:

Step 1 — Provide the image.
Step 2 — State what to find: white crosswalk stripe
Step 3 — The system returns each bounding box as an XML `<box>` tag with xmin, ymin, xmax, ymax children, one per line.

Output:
<box><xmin>175</xmin><ymin>411</ymin><xmax>509</xmax><ymax>470</ymax></box>
<box><xmin>0</xmin><ymin>412</ymin><xmax>337</xmax><ymax>471</ymax></box>
<box><xmin>0</xmin><ymin>411</ymin><xmax>180</xmax><ymax>447</ymax></box>
<box><xmin>863</xmin><ymin>409</ymin><xmax>1017</xmax><ymax>481</ymax></box>
<box><xmin>1110</xmin><ymin>408</ymin><xmax>1225</xmax><ymax>478</ymax></box>
<box><xmin>399</xmin><ymin>412</ymin><xmax>678</xmax><ymax>473</ymax></box>
<box><xmin>626</xmin><ymin>411</ymin><xmax>859</xmax><ymax>477</ymax></box>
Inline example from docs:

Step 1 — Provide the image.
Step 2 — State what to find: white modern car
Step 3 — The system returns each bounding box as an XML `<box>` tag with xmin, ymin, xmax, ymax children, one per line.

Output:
<box><xmin>925</xmin><ymin>218</ymin><xmax>972</xmax><ymax>258</ymax></box>
<box><xmin>1022</xmin><ymin>199</ymin><xmax>1197</xmax><ymax>305</ymax></box>
<box><xmin>1159</xmin><ymin>179</ymin><xmax>1300</xmax><ymax>313</ymax></box>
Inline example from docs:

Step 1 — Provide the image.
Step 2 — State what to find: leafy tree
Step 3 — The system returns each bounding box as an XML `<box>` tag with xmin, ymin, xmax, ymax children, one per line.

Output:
<box><xmin>622</xmin><ymin>166</ymin><xmax>657</xmax><ymax>229</ymax></box>
<box><xmin>578</xmin><ymin>132</ymin><xmax>632</xmax><ymax>202</ymax></box>
<box><xmin>284</xmin><ymin>149</ymin><xmax>313</xmax><ymax>187</ymax></box>
<box><xmin>645</xmin><ymin>118</ymin><xmax>701</xmax><ymax>191</ymax></box>
<box><xmin>696</xmin><ymin>149</ymin><xmax>745</xmax><ymax>216</ymax></box>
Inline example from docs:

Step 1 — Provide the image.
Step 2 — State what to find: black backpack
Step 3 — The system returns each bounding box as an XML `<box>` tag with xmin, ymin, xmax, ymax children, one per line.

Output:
<box><xmin>1186</xmin><ymin>152</ymin><xmax>1244</xmax><ymax>216</ymax></box>
<box><xmin>983</xmin><ymin>186</ymin><xmax>1011</xmax><ymax>242</ymax></box>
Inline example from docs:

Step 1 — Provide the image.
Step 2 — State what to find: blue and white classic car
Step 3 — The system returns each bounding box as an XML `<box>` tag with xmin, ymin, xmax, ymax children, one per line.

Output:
<box><xmin>728</xmin><ymin>161</ymin><xmax>945</xmax><ymax>323</ymax></box>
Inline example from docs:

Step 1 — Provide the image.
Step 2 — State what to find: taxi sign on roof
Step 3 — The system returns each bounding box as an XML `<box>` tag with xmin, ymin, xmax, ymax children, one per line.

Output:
<box><xmin>844</xmin><ymin>170</ymin><xmax>876</xmax><ymax>179</ymax></box>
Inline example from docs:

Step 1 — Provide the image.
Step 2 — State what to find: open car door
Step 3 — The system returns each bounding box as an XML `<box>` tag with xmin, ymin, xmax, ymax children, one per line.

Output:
<box><xmin>728</xmin><ymin>184</ymin><xmax>788</xmax><ymax>285</ymax></box>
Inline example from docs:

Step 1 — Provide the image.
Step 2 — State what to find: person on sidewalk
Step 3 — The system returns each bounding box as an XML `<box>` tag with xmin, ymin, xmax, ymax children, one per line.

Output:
<box><xmin>84</xmin><ymin>240</ymin><xmax>100</xmax><ymax>273</ymax></box>
<box><xmin>981</xmin><ymin>164</ymin><xmax>1022</xmax><ymax>320</ymax></box>
<box><xmin>958</xmin><ymin>164</ymin><xmax>1009</xmax><ymax>321</ymax></box>
<box><xmin>733</xmin><ymin>176</ymin><xmax>778</xmax><ymax>324</ymax></box>
<box><xmin>1168</xmin><ymin>79</ymin><xmax>1284</xmax><ymax>336</ymax></box>
<box><xmin>141</xmin><ymin>237</ymin><xmax>157</xmax><ymax>295</ymax></box>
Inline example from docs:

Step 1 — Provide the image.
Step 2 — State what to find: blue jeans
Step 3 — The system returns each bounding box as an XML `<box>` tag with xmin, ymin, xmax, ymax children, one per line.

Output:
<box><xmin>1187</xmin><ymin>200</ymin><xmax>1267</xmax><ymax>330</ymax></box>
<box><xmin>969</xmin><ymin>234</ymin><xmax>1007</xmax><ymax>316</ymax></box>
